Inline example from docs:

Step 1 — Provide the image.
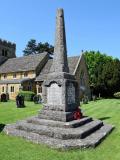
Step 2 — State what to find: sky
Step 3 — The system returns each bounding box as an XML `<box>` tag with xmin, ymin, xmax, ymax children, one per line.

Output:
<box><xmin>0</xmin><ymin>0</ymin><xmax>120</xmax><ymax>58</ymax></box>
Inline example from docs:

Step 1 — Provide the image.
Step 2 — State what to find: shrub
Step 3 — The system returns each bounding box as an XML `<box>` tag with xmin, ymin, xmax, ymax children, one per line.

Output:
<box><xmin>114</xmin><ymin>92</ymin><xmax>120</xmax><ymax>99</ymax></box>
<box><xmin>18</xmin><ymin>91</ymin><xmax>35</xmax><ymax>101</ymax></box>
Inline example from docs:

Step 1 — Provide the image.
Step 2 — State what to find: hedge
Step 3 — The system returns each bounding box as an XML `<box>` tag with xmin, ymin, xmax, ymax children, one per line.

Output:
<box><xmin>18</xmin><ymin>91</ymin><xmax>35</xmax><ymax>101</ymax></box>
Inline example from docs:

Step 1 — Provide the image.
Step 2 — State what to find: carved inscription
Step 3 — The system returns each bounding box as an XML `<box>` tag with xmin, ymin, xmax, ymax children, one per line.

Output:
<box><xmin>47</xmin><ymin>83</ymin><xmax>62</xmax><ymax>105</ymax></box>
<box><xmin>67</xmin><ymin>83</ymin><xmax>75</xmax><ymax>104</ymax></box>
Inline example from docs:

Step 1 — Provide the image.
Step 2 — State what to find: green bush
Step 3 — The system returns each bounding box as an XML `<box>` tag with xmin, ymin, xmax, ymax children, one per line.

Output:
<box><xmin>114</xmin><ymin>92</ymin><xmax>120</xmax><ymax>99</ymax></box>
<box><xmin>18</xmin><ymin>91</ymin><xmax>35</xmax><ymax>101</ymax></box>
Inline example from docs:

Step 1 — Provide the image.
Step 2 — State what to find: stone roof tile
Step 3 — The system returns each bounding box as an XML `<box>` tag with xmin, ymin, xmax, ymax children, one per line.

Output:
<box><xmin>0</xmin><ymin>52</ymin><xmax>48</xmax><ymax>73</ymax></box>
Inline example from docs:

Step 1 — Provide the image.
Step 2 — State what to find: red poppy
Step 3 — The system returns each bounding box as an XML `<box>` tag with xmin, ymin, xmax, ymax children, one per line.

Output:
<box><xmin>73</xmin><ymin>108</ymin><xmax>82</xmax><ymax>120</ymax></box>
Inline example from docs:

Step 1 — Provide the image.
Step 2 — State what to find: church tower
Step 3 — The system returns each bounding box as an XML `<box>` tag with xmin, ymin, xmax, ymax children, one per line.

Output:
<box><xmin>0</xmin><ymin>39</ymin><xmax>16</xmax><ymax>58</ymax></box>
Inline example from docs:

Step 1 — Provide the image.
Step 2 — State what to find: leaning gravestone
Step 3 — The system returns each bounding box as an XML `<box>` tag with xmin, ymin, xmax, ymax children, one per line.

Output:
<box><xmin>16</xmin><ymin>95</ymin><xmax>25</xmax><ymax>108</ymax></box>
<box><xmin>4</xmin><ymin>9</ymin><xmax>114</xmax><ymax>150</ymax></box>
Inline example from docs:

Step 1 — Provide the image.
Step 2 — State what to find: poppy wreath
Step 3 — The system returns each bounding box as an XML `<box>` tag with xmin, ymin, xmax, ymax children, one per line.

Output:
<box><xmin>73</xmin><ymin>108</ymin><xmax>82</xmax><ymax>120</ymax></box>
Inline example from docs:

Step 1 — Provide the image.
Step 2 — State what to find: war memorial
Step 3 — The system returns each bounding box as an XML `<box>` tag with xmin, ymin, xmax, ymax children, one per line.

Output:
<box><xmin>4</xmin><ymin>9</ymin><xmax>114</xmax><ymax>150</ymax></box>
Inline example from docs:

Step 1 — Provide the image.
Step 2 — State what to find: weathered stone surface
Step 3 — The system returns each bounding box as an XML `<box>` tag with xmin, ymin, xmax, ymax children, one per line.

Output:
<box><xmin>67</xmin><ymin>83</ymin><xmax>75</xmax><ymax>104</ymax></box>
<box><xmin>47</xmin><ymin>83</ymin><xmax>62</xmax><ymax>105</ymax></box>
<box><xmin>27</xmin><ymin>116</ymin><xmax>92</xmax><ymax>128</ymax></box>
<box><xmin>4</xmin><ymin>120</ymin><xmax>114</xmax><ymax>150</ymax></box>
<box><xmin>15</xmin><ymin>119</ymin><xmax>103</xmax><ymax>140</ymax></box>
<box><xmin>51</xmin><ymin>8</ymin><xmax>69</xmax><ymax>73</ymax></box>
<box><xmin>38</xmin><ymin>109</ymin><xmax>75</xmax><ymax>122</ymax></box>
<box><xmin>42</xmin><ymin>9</ymin><xmax>80</xmax><ymax>118</ymax></box>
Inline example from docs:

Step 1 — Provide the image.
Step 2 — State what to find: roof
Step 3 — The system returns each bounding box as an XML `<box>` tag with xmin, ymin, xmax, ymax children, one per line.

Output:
<box><xmin>0</xmin><ymin>78</ymin><xmax>34</xmax><ymax>84</ymax></box>
<box><xmin>68</xmin><ymin>56</ymin><xmax>80</xmax><ymax>74</ymax></box>
<box><xmin>36</xmin><ymin>56</ymin><xmax>80</xmax><ymax>81</ymax></box>
<box><xmin>0</xmin><ymin>52</ymin><xmax>48</xmax><ymax>74</ymax></box>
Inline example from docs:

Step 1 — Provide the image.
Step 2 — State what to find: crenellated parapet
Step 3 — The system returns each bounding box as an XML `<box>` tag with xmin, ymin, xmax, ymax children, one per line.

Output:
<box><xmin>0</xmin><ymin>39</ymin><xmax>16</xmax><ymax>49</ymax></box>
<box><xmin>0</xmin><ymin>38</ymin><xmax>16</xmax><ymax>58</ymax></box>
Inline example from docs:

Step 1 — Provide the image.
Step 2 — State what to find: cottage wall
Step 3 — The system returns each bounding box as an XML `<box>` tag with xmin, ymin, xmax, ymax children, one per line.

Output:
<box><xmin>0</xmin><ymin>83</ymin><xmax>20</xmax><ymax>100</ymax></box>
<box><xmin>0</xmin><ymin>71</ymin><xmax>36</xmax><ymax>80</ymax></box>
<box><xmin>0</xmin><ymin>71</ymin><xmax>36</xmax><ymax>100</ymax></box>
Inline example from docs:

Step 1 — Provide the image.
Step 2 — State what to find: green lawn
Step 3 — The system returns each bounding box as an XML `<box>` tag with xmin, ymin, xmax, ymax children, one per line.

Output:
<box><xmin>0</xmin><ymin>99</ymin><xmax>120</xmax><ymax>160</ymax></box>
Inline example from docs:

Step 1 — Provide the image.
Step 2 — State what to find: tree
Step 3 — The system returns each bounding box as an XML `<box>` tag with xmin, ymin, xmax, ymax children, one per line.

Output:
<box><xmin>101</xmin><ymin>59</ymin><xmax>120</xmax><ymax>96</ymax></box>
<box><xmin>84</xmin><ymin>51</ymin><xmax>120</xmax><ymax>97</ymax></box>
<box><xmin>36</xmin><ymin>42</ymin><xmax>54</xmax><ymax>55</ymax></box>
<box><xmin>23</xmin><ymin>39</ymin><xmax>37</xmax><ymax>56</ymax></box>
<box><xmin>23</xmin><ymin>39</ymin><xmax>54</xmax><ymax>56</ymax></box>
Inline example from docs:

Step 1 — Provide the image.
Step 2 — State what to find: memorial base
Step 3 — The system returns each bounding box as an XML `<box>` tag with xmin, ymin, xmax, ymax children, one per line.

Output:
<box><xmin>4</xmin><ymin>115</ymin><xmax>114</xmax><ymax>150</ymax></box>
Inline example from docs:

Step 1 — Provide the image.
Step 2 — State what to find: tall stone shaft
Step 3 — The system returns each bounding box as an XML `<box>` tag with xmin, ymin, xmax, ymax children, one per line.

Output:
<box><xmin>52</xmin><ymin>8</ymin><xmax>69</xmax><ymax>73</ymax></box>
<box><xmin>41</xmin><ymin>8</ymin><xmax>80</xmax><ymax>122</ymax></box>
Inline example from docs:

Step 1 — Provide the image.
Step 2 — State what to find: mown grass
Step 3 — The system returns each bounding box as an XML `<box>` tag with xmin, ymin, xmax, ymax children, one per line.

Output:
<box><xmin>0</xmin><ymin>99</ymin><xmax>120</xmax><ymax>160</ymax></box>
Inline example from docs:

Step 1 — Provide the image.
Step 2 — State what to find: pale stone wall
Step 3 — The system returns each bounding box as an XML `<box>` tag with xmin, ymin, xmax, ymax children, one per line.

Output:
<box><xmin>0</xmin><ymin>81</ymin><xmax>36</xmax><ymax>100</ymax></box>
<box><xmin>0</xmin><ymin>83</ymin><xmax>20</xmax><ymax>100</ymax></box>
<box><xmin>0</xmin><ymin>71</ymin><xmax>36</xmax><ymax>80</ymax></box>
<box><xmin>8</xmin><ymin>84</ymin><xmax>20</xmax><ymax>100</ymax></box>
<box><xmin>0</xmin><ymin>71</ymin><xmax>36</xmax><ymax>100</ymax></box>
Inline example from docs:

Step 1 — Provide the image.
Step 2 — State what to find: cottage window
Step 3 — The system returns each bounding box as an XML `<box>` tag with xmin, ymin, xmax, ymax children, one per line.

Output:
<box><xmin>24</xmin><ymin>72</ymin><xmax>28</xmax><ymax>77</ymax></box>
<box><xmin>20</xmin><ymin>72</ymin><xmax>22</xmax><ymax>78</ymax></box>
<box><xmin>2</xmin><ymin>86</ymin><xmax>4</xmax><ymax>92</ymax></box>
<box><xmin>13</xmin><ymin>73</ymin><xmax>16</xmax><ymax>78</ymax></box>
<box><xmin>3</xmin><ymin>74</ymin><xmax>7</xmax><ymax>79</ymax></box>
<box><xmin>10</xmin><ymin>86</ymin><xmax>14</xmax><ymax>92</ymax></box>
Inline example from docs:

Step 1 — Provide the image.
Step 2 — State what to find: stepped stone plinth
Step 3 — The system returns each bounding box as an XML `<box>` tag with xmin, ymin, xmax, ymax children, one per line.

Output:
<box><xmin>4</xmin><ymin>8</ymin><xmax>114</xmax><ymax>150</ymax></box>
<box><xmin>4</xmin><ymin>116</ymin><xmax>114</xmax><ymax>149</ymax></box>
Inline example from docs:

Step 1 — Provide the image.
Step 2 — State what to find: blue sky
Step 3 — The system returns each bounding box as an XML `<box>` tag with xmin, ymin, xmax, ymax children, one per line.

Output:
<box><xmin>0</xmin><ymin>0</ymin><xmax>120</xmax><ymax>58</ymax></box>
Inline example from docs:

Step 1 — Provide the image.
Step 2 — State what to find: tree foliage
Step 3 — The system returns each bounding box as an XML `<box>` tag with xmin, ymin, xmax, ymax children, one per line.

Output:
<box><xmin>23</xmin><ymin>39</ymin><xmax>54</xmax><ymax>56</ymax></box>
<box><xmin>84</xmin><ymin>51</ymin><xmax>120</xmax><ymax>97</ymax></box>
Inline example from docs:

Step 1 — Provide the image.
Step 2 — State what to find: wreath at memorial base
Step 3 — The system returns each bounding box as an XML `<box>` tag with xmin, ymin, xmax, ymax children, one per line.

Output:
<box><xmin>73</xmin><ymin>108</ymin><xmax>82</xmax><ymax>120</ymax></box>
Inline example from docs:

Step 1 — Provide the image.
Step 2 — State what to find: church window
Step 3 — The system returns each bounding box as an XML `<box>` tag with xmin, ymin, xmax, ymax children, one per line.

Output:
<box><xmin>5</xmin><ymin>50</ymin><xmax>8</xmax><ymax>56</ymax></box>
<box><xmin>80</xmin><ymin>71</ymin><xmax>85</xmax><ymax>86</ymax></box>
<box><xmin>2</xmin><ymin>49</ymin><xmax>5</xmax><ymax>56</ymax></box>
<box><xmin>2</xmin><ymin>49</ymin><xmax>8</xmax><ymax>57</ymax></box>
<box><xmin>38</xmin><ymin>86</ymin><xmax>42</xmax><ymax>93</ymax></box>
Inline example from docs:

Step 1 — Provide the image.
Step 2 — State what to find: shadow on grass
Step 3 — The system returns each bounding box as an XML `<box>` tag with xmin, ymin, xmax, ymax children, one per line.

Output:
<box><xmin>99</xmin><ymin>117</ymin><xmax>111</xmax><ymax>121</ymax></box>
<box><xmin>0</xmin><ymin>124</ymin><xmax>5</xmax><ymax>132</ymax></box>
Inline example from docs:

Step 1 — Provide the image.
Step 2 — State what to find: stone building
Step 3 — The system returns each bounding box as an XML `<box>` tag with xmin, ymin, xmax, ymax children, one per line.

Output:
<box><xmin>0</xmin><ymin>44</ymin><xmax>90</xmax><ymax>100</ymax></box>
<box><xmin>0</xmin><ymin>50</ymin><xmax>49</xmax><ymax>99</ymax></box>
